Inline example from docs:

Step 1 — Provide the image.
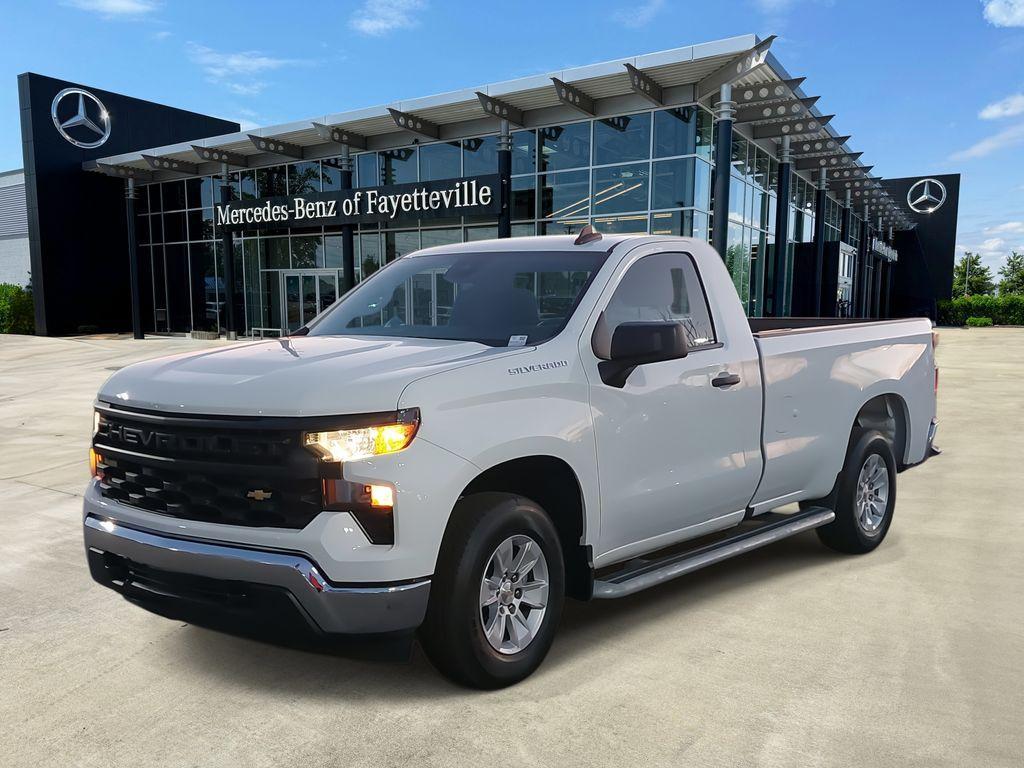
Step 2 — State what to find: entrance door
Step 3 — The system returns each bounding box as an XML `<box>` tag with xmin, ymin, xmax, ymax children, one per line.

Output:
<box><xmin>281</xmin><ymin>270</ymin><xmax>341</xmax><ymax>332</ymax></box>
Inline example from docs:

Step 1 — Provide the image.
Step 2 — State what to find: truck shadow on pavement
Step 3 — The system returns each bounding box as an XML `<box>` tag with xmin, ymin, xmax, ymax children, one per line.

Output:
<box><xmin>173</xmin><ymin>530</ymin><xmax>901</xmax><ymax>698</ymax></box>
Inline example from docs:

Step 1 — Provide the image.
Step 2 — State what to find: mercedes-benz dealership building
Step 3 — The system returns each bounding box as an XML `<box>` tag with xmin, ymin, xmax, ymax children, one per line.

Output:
<box><xmin>13</xmin><ymin>34</ymin><xmax>959</xmax><ymax>337</ymax></box>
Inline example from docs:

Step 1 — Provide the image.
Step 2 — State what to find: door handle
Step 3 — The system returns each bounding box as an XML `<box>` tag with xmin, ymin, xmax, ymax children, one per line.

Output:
<box><xmin>711</xmin><ymin>372</ymin><xmax>741</xmax><ymax>388</ymax></box>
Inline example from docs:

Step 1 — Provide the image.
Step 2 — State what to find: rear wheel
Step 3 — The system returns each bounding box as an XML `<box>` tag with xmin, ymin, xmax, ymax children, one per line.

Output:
<box><xmin>419</xmin><ymin>492</ymin><xmax>565</xmax><ymax>688</ymax></box>
<box><xmin>816</xmin><ymin>428</ymin><xmax>897</xmax><ymax>554</ymax></box>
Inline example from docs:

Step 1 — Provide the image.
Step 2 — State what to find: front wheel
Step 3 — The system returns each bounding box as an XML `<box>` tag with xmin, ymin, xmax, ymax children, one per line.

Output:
<box><xmin>816</xmin><ymin>428</ymin><xmax>897</xmax><ymax>554</ymax></box>
<box><xmin>419</xmin><ymin>493</ymin><xmax>565</xmax><ymax>688</ymax></box>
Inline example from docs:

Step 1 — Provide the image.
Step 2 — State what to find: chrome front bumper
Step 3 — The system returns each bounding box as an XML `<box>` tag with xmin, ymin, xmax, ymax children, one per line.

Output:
<box><xmin>84</xmin><ymin>514</ymin><xmax>430</xmax><ymax>635</ymax></box>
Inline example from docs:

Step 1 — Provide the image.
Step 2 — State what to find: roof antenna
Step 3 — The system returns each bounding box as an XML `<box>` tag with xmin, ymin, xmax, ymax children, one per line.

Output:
<box><xmin>574</xmin><ymin>224</ymin><xmax>602</xmax><ymax>245</ymax></box>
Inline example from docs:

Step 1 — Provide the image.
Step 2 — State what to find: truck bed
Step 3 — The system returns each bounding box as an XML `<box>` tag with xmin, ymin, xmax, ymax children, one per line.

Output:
<box><xmin>748</xmin><ymin>317</ymin><xmax>921</xmax><ymax>336</ymax></box>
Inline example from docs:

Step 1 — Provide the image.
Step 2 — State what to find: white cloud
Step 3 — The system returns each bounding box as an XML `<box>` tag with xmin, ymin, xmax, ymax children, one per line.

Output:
<box><xmin>979</xmin><ymin>92</ymin><xmax>1024</xmax><ymax>119</ymax></box>
<box><xmin>349</xmin><ymin>0</ymin><xmax>426</xmax><ymax>36</ymax></box>
<box><xmin>986</xmin><ymin>221</ymin><xmax>1024</xmax><ymax>234</ymax></box>
<box><xmin>983</xmin><ymin>0</ymin><xmax>1024</xmax><ymax>27</ymax></box>
<box><xmin>152</xmin><ymin>29</ymin><xmax>172</xmax><ymax>41</ymax></box>
<box><xmin>64</xmin><ymin>0</ymin><xmax>158</xmax><ymax>17</ymax></box>
<box><xmin>612</xmin><ymin>0</ymin><xmax>665</xmax><ymax>28</ymax></box>
<box><xmin>950</xmin><ymin>121</ymin><xmax>1024</xmax><ymax>160</ymax></box>
<box><xmin>754</xmin><ymin>0</ymin><xmax>797</xmax><ymax>10</ymax></box>
<box><xmin>186</xmin><ymin>43</ymin><xmax>303</xmax><ymax>96</ymax></box>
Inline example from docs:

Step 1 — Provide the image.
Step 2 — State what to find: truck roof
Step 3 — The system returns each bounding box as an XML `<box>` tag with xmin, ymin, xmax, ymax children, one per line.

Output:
<box><xmin>409</xmin><ymin>233</ymin><xmax>706</xmax><ymax>257</ymax></box>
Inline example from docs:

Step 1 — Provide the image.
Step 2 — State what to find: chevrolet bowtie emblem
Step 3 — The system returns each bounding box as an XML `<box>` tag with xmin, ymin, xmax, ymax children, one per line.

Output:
<box><xmin>246</xmin><ymin>489</ymin><xmax>273</xmax><ymax>501</ymax></box>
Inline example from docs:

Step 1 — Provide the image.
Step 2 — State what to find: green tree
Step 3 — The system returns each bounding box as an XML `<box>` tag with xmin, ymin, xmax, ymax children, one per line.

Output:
<box><xmin>952</xmin><ymin>252</ymin><xmax>995</xmax><ymax>296</ymax></box>
<box><xmin>998</xmin><ymin>251</ymin><xmax>1024</xmax><ymax>295</ymax></box>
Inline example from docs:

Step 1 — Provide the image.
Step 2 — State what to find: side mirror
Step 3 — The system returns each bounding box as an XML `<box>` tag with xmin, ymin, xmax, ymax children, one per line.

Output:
<box><xmin>597</xmin><ymin>320</ymin><xmax>688</xmax><ymax>387</ymax></box>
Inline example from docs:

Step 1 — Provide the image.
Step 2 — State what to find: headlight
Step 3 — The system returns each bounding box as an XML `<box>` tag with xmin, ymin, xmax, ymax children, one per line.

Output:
<box><xmin>303</xmin><ymin>409</ymin><xmax>419</xmax><ymax>463</ymax></box>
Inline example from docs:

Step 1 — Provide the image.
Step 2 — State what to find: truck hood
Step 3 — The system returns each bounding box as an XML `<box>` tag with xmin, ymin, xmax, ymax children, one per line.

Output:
<box><xmin>99</xmin><ymin>335</ymin><xmax>512</xmax><ymax>417</ymax></box>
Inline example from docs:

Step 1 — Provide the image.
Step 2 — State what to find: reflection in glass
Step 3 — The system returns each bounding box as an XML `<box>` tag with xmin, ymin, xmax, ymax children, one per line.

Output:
<box><xmin>380</xmin><ymin>148</ymin><xmax>418</xmax><ymax>185</ymax></box>
<box><xmin>291</xmin><ymin>235</ymin><xmax>321</xmax><ymax>268</ymax></box>
<box><xmin>593</xmin><ymin>214</ymin><xmax>649</xmax><ymax>234</ymax></box>
<box><xmin>260</xmin><ymin>237</ymin><xmax>290</xmax><ymax>269</ymax></box>
<box><xmin>356</xmin><ymin>153</ymin><xmax>378</xmax><ymax>187</ymax></box>
<box><xmin>359</xmin><ymin>233</ymin><xmax>381</xmax><ymax>279</ymax></box>
<box><xmin>420</xmin><ymin>142</ymin><xmax>461</xmax><ymax>181</ymax></box>
<box><xmin>592</xmin><ymin>164</ymin><xmax>649</xmax><ymax>214</ymax></box>
<box><xmin>463</xmin><ymin>136</ymin><xmax>497</xmax><ymax>177</ymax></box>
<box><xmin>512</xmin><ymin>175</ymin><xmax>536</xmax><ymax>220</ymax></box>
<box><xmin>538</xmin><ymin>123</ymin><xmax>590</xmax><ymax>171</ymax></box>
<box><xmin>289</xmin><ymin>162</ymin><xmax>321</xmax><ymax>195</ymax></box>
<box><xmin>594</xmin><ymin>112</ymin><xmax>651</xmax><ymax>165</ymax></box>
<box><xmin>653</xmin><ymin>107</ymin><xmax>697</xmax><ymax>158</ymax></box>
<box><xmin>512</xmin><ymin>130</ymin><xmax>536</xmax><ymax>174</ymax></box>
<box><xmin>539</xmin><ymin>170</ymin><xmax>589</xmax><ymax>220</ymax></box>
<box><xmin>257</xmin><ymin>165</ymin><xmax>287</xmax><ymax>197</ymax></box>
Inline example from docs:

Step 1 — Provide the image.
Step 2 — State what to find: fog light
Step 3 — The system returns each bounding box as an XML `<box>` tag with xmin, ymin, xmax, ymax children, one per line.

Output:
<box><xmin>369</xmin><ymin>484</ymin><xmax>394</xmax><ymax>508</ymax></box>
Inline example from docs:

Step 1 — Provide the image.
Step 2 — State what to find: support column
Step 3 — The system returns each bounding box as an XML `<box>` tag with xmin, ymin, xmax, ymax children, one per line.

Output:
<box><xmin>125</xmin><ymin>178</ymin><xmax>143</xmax><ymax>340</ymax></box>
<box><xmin>856</xmin><ymin>203</ymin><xmax>870</xmax><ymax>317</ymax></box>
<box><xmin>872</xmin><ymin>215</ymin><xmax>884</xmax><ymax>318</ymax></box>
<box><xmin>339</xmin><ymin>145</ymin><xmax>356</xmax><ymax>291</ymax></box>
<box><xmin>768</xmin><ymin>136</ymin><xmax>792</xmax><ymax>317</ymax></box>
<box><xmin>219</xmin><ymin>164</ymin><xmax>237</xmax><ymax>339</ymax></box>
<box><xmin>711</xmin><ymin>84</ymin><xmax>734</xmax><ymax>259</ymax></box>
<box><xmin>811</xmin><ymin>167</ymin><xmax>828</xmax><ymax>316</ymax></box>
<box><xmin>497</xmin><ymin>119</ymin><xmax>512</xmax><ymax>238</ymax></box>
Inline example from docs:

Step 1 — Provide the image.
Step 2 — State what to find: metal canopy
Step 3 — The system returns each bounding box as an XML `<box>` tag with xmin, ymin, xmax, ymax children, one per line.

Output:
<box><xmin>551</xmin><ymin>77</ymin><xmax>595</xmax><ymax>116</ymax></box>
<box><xmin>141</xmin><ymin>154</ymin><xmax>197</xmax><ymax>175</ymax></box>
<box><xmin>87</xmin><ymin>161</ymin><xmax>153</xmax><ymax>182</ymax></box>
<box><xmin>624</xmin><ymin>63</ymin><xmax>664</xmax><ymax>106</ymax></box>
<box><xmin>790</xmin><ymin>135</ymin><xmax>852</xmax><ymax>155</ymax></box>
<box><xmin>387</xmin><ymin>108</ymin><xmax>440</xmax><ymax>140</ymax></box>
<box><xmin>734</xmin><ymin>96</ymin><xmax>818</xmax><ymax>124</ymax></box>
<box><xmin>753</xmin><ymin>114</ymin><xmax>833</xmax><ymax>139</ymax></box>
<box><xmin>697</xmin><ymin>35</ymin><xmax>776</xmax><ymax>98</ymax></box>
<box><xmin>191</xmin><ymin>145</ymin><xmax>249</xmax><ymax>167</ymax></box>
<box><xmin>312</xmin><ymin>122</ymin><xmax>367</xmax><ymax>150</ymax></box>
<box><xmin>731</xmin><ymin>77</ymin><xmax>805</xmax><ymax>105</ymax></box>
<box><xmin>794</xmin><ymin>152</ymin><xmax>862</xmax><ymax>171</ymax></box>
<box><xmin>475</xmin><ymin>92</ymin><xmax>524</xmax><ymax>126</ymax></box>
<box><xmin>247</xmin><ymin>133</ymin><xmax>305</xmax><ymax>160</ymax></box>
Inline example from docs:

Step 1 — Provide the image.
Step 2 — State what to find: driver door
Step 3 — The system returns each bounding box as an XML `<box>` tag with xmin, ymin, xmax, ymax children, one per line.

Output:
<box><xmin>581</xmin><ymin>249</ymin><xmax>763</xmax><ymax>564</ymax></box>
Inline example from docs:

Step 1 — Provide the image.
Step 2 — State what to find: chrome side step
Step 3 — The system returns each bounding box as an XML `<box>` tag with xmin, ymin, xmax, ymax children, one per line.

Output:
<box><xmin>592</xmin><ymin>507</ymin><xmax>835</xmax><ymax>599</ymax></box>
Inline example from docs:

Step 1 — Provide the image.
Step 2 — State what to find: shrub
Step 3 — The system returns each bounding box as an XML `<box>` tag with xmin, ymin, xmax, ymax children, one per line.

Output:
<box><xmin>0</xmin><ymin>283</ymin><xmax>34</xmax><ymax>334</ymax></box>
<box><xmin>966</xmin><ymin>316</ymin><xmax>993</xmax><ymax>327</ymax></box>
<box><xmin>937</xmin><ymin>294</ymin><xmax>1024</xmax><ymax>326</ymax></box>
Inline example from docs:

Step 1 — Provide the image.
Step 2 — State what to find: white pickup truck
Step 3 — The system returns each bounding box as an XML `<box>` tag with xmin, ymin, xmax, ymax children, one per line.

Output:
<box><xmin>85</xmin><ymin>232</ymin><xmax>938</xmax><ymax>687</ymax></box>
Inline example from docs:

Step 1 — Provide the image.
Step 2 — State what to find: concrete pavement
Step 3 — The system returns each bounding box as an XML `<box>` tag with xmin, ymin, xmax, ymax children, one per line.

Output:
<box><xmin>0</xmin><ymin>329</ymin><xmax>1021</xmax><ymax>767</ymax></box>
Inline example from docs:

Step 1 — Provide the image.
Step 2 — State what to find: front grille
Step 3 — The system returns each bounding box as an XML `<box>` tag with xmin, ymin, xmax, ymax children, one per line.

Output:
<box><xmin>93</xmin><ymin>405</ymin><xmax>327</xmax><ymax>530</ymax></box>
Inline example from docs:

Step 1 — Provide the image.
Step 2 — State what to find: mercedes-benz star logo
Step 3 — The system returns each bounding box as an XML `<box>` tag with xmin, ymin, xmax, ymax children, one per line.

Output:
<box><xmin>906</xmin><ymin>178</ymin><xmax>947</xmax><ymax>214</ymax></box>
<box><xmin>51</xmin><ymin>87</ymin><xmax>111</xmax><ymax>149</ymax></box>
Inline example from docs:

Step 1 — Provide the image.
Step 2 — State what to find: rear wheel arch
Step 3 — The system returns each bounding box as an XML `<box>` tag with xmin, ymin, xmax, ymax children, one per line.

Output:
<box><xmin>854</xmin><ymin>393</ymin><xmax>909</xmax><ymax>469</ymax></box>
<box><xmin>447</xmin><ymin>455</ymin><xmax>593</xmax><ymax>600</ymax></box>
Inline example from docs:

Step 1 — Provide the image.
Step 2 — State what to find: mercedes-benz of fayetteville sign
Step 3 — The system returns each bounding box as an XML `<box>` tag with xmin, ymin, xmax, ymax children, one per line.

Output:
<box><xmin>51</xmin><ymin>87</ymin><xmax>111</xmax><ymax>149</ymax></box>
<box><xmin>906</xmin><ymin>178</ymin><xmax>947</xmax><ymax>214</ymax></box>
<box><xmin>215</xmin><ymin>175</ymin><xmax>501</xmax><ymax>231</ymax></box>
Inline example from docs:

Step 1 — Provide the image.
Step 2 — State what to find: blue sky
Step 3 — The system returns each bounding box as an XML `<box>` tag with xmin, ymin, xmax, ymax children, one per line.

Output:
<box><xmin>2</xmin><ymin>0</ymin><xmax>1023</xmax><ymax>273</ymax></box>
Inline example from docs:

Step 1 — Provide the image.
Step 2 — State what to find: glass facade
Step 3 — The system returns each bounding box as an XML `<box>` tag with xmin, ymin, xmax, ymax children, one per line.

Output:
<box><xmin>136</xmin><ymin>101</ymin><xmax>860</xmax><ymax>336</ymax></box>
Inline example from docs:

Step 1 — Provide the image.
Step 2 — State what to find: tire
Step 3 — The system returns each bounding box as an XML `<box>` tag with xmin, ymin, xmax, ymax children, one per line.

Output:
<box><xmin>419</xmin><ymin>492</ymin><xmax>565</xmax><ymax>689</ymax></box>
<box><xmin>816</xmin><ymin>427</ymin><xmax>897</xmax><ymax>554</ymax></box>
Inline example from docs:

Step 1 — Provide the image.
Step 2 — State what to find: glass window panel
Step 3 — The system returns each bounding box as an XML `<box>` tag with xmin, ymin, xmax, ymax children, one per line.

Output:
<box><xmin>291</xmin><ymin>235</ymin><xmax>321</xmax><ymax>268</ymax></box>
<box><xmin>512</xmin><ymin>129</ymin><xmax>536</xmax><ymax>175</ymax></box>
<box><xmin>136</xmin><ymin>184</ymin><xmax>151</xmax><ymax>214</ymax></box>
<box><xmin>728</xmin><ymin>177</ymin><xmax>746</xmax><ymax>222</ymax></box>
<box><xmin>136</xmin><ymin>214</ymin><xmax>151</xmax><ymax>246</ymax></box>
<box><xmin>419</xmin><ymin>141</ymin><xmax>461</xmax><ymax>181</ymax></box>
<box><xmin>184</xmin><ymin>178</ymin><xmax>202</xmax><ymax>209</ymax></box>
<box><xmin>654</xmin><ymin>107</ymin><xmax>697</xmax><ymax>158</ymax></box>
<box><xmin>754</xmin><ymin>149</ymin><xmax>770</xmax><ymax>190</ymax></box>
<box><xmin>288</xmin><ymin>161</ymin><xmax>321</xmax><ymax>195</ymax></box>
<box><xmin>379</xmin><ymin>148</ymin><xmax>418</xmax><ymax>185</ymax></box>
<box><xmin>697</xmin><ymin>108</ymin><xmax>714</xmax><ymax>163</ymax></box>
<box><xmin>189</xmin><ymin>242</ymin><xmax>219</xmax><ymax>333</ymax></box>
<box><xmin>420</xmin><ymin>227</ymin><xmax>462</xmax><ymax>249</ymax></box>
<box><xmin>257</xmin><ymin>165</ymin><xmax>287</xmax><ymax>197</ymax></box>
<box><xmin>652</xmin><ymin>157</ymin><xmax>696</xmax><ymax>209</ymax></box>
<box><xmin>384</xmin><ymin>230</ymin><xmax>419</xmax><ymax>263</ymax></box>
<box><xmin>593</xmin><ymin>214</ymin><xmax>649</xmax><ymax>234</ymax></box>
<box><xmin>323</xmin><ymin>235</ymin><xmax>343</xmax><ymax>268</ymax></box>
<box><xmin>321</xmin><ymin>161</ymin><xmax>342</xmax><ymax>191</ymax></box>
<box><xmin>161</xmin><ymin>180</ymin><xmax>186</xmax><ymax>211</ymax></box>
<box><xmin>512</xmin><ymin>222</ymin><xmax>536</xmax><ymax>238</ymax></box>
<box><xmin>237</xmin><ymin>170</ymin><xmax>257</xmax><ymax>200</ymax></box>
<box><xmin>512</xmin><ymin>175</ymin><xmax>536</xmax><ymax>221</ymax></box>
<box><xmin>731</xmin><ymin>135</ymin><xmax>749</xmax><ymax>178</ymax></box>
<box><xmin>538</xmin><ymin>218</ymin><xmax>588</xmax><ymax>236</ymax></box>
<box><xmin>594</xmin><ymin>111</ymin><xmax>651</xmax><ymax>165</ymax></box>
<box><xmin>164</xmin><ymin>244</ymin><xmax>191</xmax><ymax>332</ymax></box>
<box><xmin>539</xmin><ymin>169</ymin><xmax>590</xmax><ymax>221</ymax></box>
<box><xmin>650</xmin><ymin>209</ymin><xmax>690</xmax><ymax>236</ymax></box>
<box><xmin>592</xmin><ymin>163</ymin><xmax>649</xmax><ymax>214</ymax></box>
<box><xmin>259</xmin><ymin>236</ymin><xmax>290</xmax><ymax>269</ymax></box>
<box><xmin>465</xmin><ymin>225</ymin><xmax>499</xmax><ymax>241</ymax></box>
<box><xmin>463</xmin><ymin>135</ymin><xmax>497</xmax><ymax>177</ymax></box>
<box><xmin>359</xmin><ymin>233</ymin><xmax>381</xmax><ymax>279</ymax></box>
<box><xmin>148</xmin><ymin>214</ymin><xmax>163</xmax><ymax>244</ymax></box>
<box><xmin>356</xmin><ymin>153</ymin><xmax>378</xmax><ymax>188</ymax></box>
<box><xmin>604</xmin><ymin>251</ymin><xmax>716</xmax><ymax>347</ymax></box>
<box><xmin>186</xmin><ymin>208</ymin><xmax>215</xmax><ymax>241</ymax></box>
<box><xmin>163</xmin><ymin>211</ymin><xmax>187</xmax><ymax>242</ymax></box>
<box><xmin>538</xmin><ymin>122</ymin><xmax>590</xmax><ymax>171</ymax></box>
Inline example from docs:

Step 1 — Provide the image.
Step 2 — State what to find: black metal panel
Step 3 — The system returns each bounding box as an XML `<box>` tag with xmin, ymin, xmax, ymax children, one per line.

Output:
<box><xmin>18</xmin><ymin>73</ymin><xmax>239</xmax><ymax>336</ymax></box>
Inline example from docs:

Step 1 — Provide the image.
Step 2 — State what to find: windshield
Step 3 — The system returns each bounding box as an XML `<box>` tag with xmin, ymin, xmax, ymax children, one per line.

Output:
<box><xmin>307</xmin><ymin>249</ymin><xmax>608</xmax><ymax>346</ymax></box>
